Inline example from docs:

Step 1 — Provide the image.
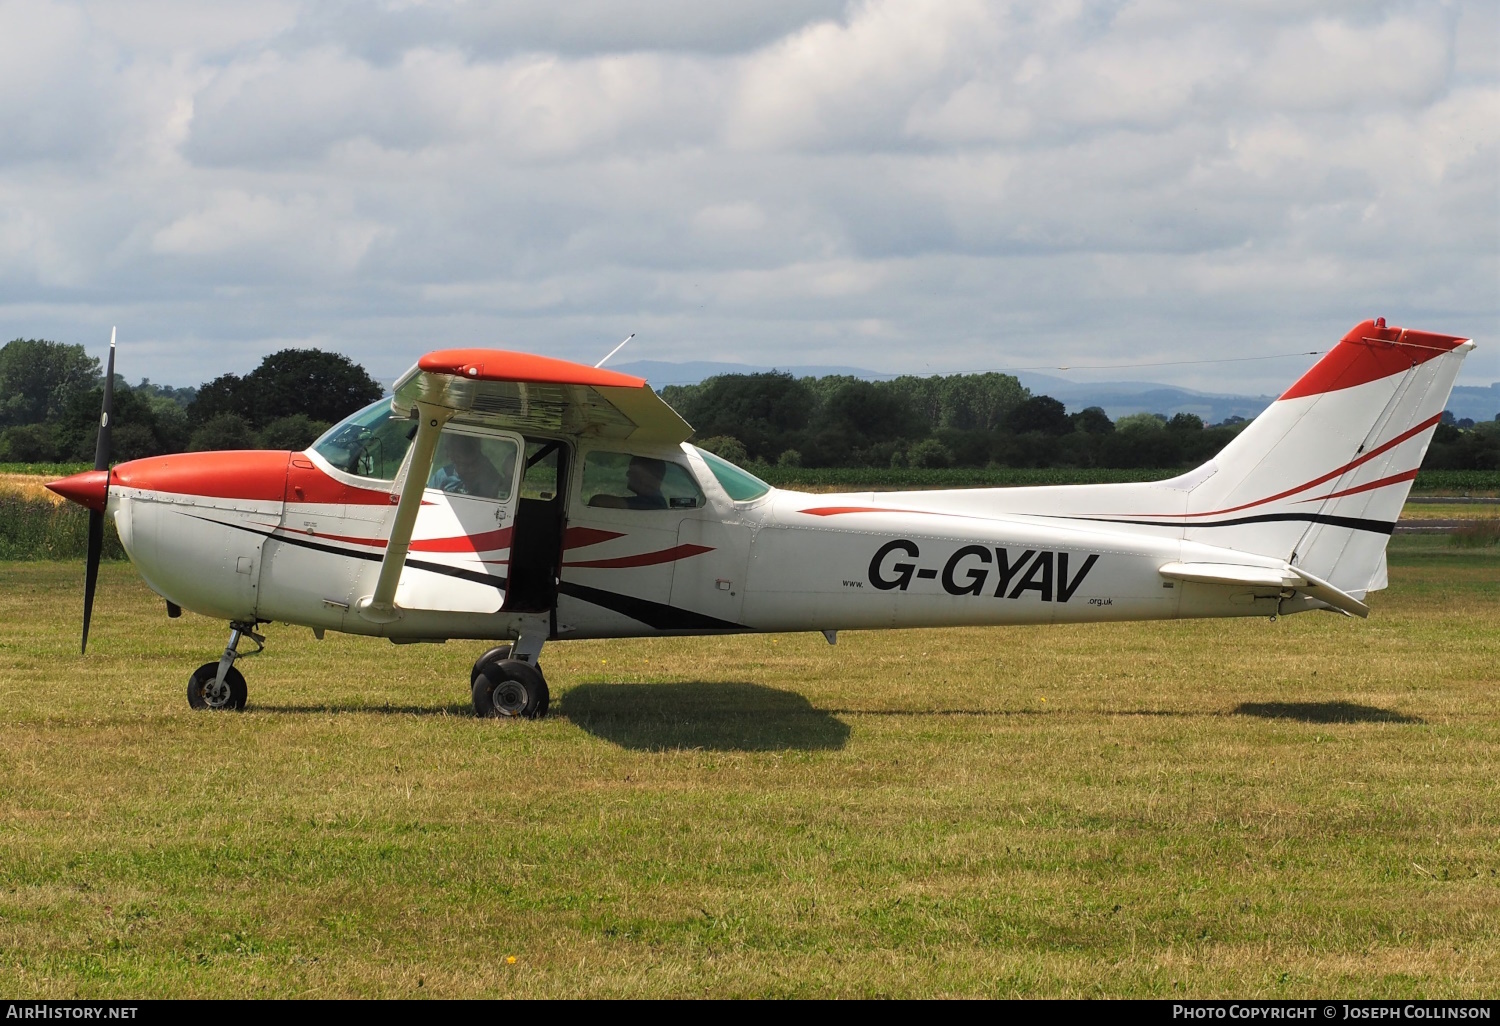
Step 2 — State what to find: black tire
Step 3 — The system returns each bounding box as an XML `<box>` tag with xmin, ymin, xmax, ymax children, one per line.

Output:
<box><xmin>470</xmin><ymin>645</ymin><xmax>514</xmax><ymax>686</ymax></box>
<box><xmin>187</xmin><ymin>662</ymin><xmax>247</xmax><ymax>711</ymax></box>
<box><xmin>472</xmin><ymin>659</ymin><xmax>549</xmax><ymax>720</ymax></box>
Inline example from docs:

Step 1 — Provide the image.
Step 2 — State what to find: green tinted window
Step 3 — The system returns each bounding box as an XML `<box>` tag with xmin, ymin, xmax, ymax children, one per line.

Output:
<box><xmin>695</xmin><ymin>447</ymin><xmax>771</xmax><ymax>502</ymax></box>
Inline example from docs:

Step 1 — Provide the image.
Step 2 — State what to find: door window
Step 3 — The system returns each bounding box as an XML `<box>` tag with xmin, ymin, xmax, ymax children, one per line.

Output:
<box><xmin>427</xmin><ymin>431</ymin><xmax>519</xmax><ymax>501</ymax></box>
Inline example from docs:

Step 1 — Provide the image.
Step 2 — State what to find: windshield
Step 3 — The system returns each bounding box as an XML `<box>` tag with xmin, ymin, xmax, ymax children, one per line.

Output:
<box><xmin>694</xmin><ymin>446</ymin><xmax>771</xmax><ymax>502</ymax></box>
<box><xmin>311</xmin><ymin>398</ymin><xmax>413</xmax><ymax>481</ymax></box>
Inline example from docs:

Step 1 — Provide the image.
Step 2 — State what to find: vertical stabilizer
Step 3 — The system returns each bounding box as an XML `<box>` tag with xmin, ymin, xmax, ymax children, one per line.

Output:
<box><xmin>1176</xmin><ymin>320</ymin><xmax>1473</xmax><ymax>596</ymax></box>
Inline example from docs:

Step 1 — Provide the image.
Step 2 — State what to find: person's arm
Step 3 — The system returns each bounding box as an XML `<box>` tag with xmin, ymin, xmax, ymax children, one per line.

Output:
<box><xmin>431</xmin><ymin>465</ymin><xmax>466</xmax><ymax>493</ymax></box>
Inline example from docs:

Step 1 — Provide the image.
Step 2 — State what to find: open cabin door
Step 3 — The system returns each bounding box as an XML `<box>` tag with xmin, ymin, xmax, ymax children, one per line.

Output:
<box><xmin>396</xmin><ymin>426</ymin><xmax>524</xmax><ymax>614</ymax></box>
<box><xmin>503</xmin><ymin>439</ymin><xmax>569</xmax><ymax>614</ymax></box>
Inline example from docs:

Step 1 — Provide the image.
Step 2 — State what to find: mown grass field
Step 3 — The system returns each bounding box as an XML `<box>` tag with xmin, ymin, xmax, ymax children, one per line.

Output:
<box><xmin>0</xmin><ymin>536</ymin><xmax>1496</xmax><ymax>998</ymax></box>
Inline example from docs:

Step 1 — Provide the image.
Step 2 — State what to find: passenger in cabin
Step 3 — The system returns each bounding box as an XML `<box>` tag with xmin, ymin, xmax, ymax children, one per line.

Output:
<box><xmin>432</xmin><ymin>434</ymin><xmax>507</xmax><ymax>499</ymax></box>
<box><xmin>590</xmin><ymin>456</ymin><xmax>668</xmax><ymax>510</ymax></box>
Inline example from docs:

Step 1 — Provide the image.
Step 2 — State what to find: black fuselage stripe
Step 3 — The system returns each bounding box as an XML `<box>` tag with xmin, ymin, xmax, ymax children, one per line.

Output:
<box><xmin>556</xmin><ymin>580</ymin><xmax>743</xmax><ymax>632</ymax></box>
<box><xmin>1063</xmin><ymin>512</ymin><xmax>1395</xmax><ymax>536</ymax></box>
<box><xmin>182</xmin><ymin>513</ymin><xmax>746</xmax><ymax>630</ymax></box>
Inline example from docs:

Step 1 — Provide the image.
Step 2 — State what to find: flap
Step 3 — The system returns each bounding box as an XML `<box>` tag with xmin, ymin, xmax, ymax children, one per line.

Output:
<box><xmin>391</xmin><ymin>348</ymin><xmax>693</xmax><ymax>446</ymax></box>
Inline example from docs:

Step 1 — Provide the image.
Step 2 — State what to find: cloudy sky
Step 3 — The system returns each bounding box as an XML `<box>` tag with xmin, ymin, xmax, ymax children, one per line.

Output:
<box><xmin>2</xmin><ymin>0</ymin><xmax>1495</xmax><ymax>394</ymax></box>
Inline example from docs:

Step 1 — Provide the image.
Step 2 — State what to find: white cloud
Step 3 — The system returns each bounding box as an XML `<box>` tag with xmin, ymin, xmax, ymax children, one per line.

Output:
<box><xmin>1255</xmin><ymin>14</ymin><xmax>1451</xmax><ymax>110</ymax></box>
<box><xmin>0</xmin><ymin>0</ymin><xmax>1494</xmax><ymax>395</ymax></box>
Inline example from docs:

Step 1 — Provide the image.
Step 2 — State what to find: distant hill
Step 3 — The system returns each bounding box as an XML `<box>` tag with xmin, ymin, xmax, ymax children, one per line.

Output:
<box><xmin>1447</xmin><ymin>383</ymin><xmax>1500</xmax><ymax>423</ymax></box>
<box><xmin>616</xmin><ymin>360</ymin><xmax>1500</xmax><ymax>425</ymax></box>
<box><xmin>1012</xmin><ymin>373</ymin><xmax>1275</xmax><ymax>423</ymax></box>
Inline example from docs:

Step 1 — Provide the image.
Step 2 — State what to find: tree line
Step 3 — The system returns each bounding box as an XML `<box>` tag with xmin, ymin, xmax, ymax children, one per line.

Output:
<box><xmin>0</xmin><ymin>339</ymin><xmax>383</xmax><ymax>463</ymax></box>
<box><xmin>2</xmin><ymin>337</ymin><xmax>1496</xmax><ymax>472</ymax></box>
<box><xmin>670</xmin><ymin>372</ymin><xmax>1235</xmax><ymax>471</ymax></box>
<box><xmin>664</xmin><ymin>370</ymin><xmax>1500</xmax><ymax>472</ymax></box>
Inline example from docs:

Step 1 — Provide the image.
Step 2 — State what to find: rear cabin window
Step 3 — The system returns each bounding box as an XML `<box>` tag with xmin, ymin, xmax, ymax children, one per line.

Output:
<box><xmin>426</xmin><ymin>431</ymin><xmax>519</xmax><ymax>501</ymax></box>
<box><xmin>312</xmin><ymin>399</ymin><xmax>413</xmax><ymax>481</ymax></box>
<box><xmin>582</xmin><ymin>452</ymin><xmax>705</xmax><ymax>510</ymax></box>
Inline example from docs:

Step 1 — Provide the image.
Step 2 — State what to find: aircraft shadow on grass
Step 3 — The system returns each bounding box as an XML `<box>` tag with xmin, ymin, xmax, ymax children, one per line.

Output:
<box><xmin>1232</xmin><ymin>701</ymin><xmax>1422</xmax><ymax>724</ymax></box>
<box><xmin>560</xmin><ymin>681</ymin><xmax>851</xmax><ymax>752</ymax></box>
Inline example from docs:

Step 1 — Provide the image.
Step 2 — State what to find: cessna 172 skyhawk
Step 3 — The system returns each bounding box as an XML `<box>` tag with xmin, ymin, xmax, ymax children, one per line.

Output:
<box><xmin>48</xmin><ymin>318</ymin><xmax>1473</xmax><ymax>718</ymax></box>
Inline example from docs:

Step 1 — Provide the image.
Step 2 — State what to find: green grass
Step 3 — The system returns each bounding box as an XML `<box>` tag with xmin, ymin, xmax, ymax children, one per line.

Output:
<box><xmin>1</xmin><ymin>538</ymin><xmax>1497</xmax><ymax>997</ymax></box>
<box><xmin>0</xmin><ymin>494</ymin><xmax>125</xmax><ymax>560</ymax></box>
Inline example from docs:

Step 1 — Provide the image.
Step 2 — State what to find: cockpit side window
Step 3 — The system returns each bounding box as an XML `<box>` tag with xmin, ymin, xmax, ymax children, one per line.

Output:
<box><xmin>426</xmin><ymin>429</ymin><xmax>519</xmax><ymax>501</ymax></box>
<box><xmin>311</xmin><ymin>399</ymin><xmax>413</xmax><ymax>481</ymax></box>
<box><xmin>582</xmin><ymin>451</ymin><xmax>705</xmax><ymax>511</ymax></box>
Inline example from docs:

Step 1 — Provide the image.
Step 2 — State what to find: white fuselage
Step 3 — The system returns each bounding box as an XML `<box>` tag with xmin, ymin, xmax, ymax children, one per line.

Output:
<box><xmin>105</xmin><ymin>442</ymin><xmax>1324</xmax><ymax>646</ymax></box>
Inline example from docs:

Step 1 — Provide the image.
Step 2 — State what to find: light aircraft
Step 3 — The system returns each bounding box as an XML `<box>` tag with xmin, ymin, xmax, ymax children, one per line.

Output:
<box><xmin>48</xmin><ymin>318</ymin><xmax>1473</xmax><ymax>717</ymax></box>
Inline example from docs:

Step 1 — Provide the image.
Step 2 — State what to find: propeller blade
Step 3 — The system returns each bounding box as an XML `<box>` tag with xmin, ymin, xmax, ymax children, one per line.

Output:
<box><xmin>82</xmin><ymin>327</ymin><xmax>116</xmax><ymax>654</ymax></box>
<box><xmin>94</xmin><ymin>327</ymin><xmax>115</xmax><ymax>473</ymax></box>
<box><xmin>82</xmin><ymin>509</ymin><xmax>103</xmax><ymax>654</ymax></box>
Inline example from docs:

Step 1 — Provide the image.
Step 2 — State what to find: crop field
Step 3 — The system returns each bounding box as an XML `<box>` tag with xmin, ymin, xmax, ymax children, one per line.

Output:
<box><xmin>0</xmin><ymin>535</ymin><xmax>1496</xmax><ymax>998</ymax></box>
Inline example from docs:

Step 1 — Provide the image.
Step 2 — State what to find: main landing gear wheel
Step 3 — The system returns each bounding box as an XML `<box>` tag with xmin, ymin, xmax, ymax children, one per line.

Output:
<box><xmin>472</xmin><ymin>659</ymin><xmax>549</xmax><ymax>720</ymax></box>
<box><xmin>187</xmin><ymin>662</ymin><xmax>247</xmax><ymax>711</ymax></box>
<box><xmin>471</xmin><ymin>645</ymin><xmax>513</xmax><ymax>686</ymax></box>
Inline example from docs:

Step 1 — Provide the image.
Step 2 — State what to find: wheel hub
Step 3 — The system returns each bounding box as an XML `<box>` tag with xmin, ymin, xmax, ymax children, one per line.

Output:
<box><xmin>493</xmin><ymin>679</ymin><xmax>529</xmax><ymax>717</ymax></box>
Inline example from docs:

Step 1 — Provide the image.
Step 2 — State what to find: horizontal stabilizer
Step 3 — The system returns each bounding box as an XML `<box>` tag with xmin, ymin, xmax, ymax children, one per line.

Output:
<box><xmin>1157</xmin><ymin>561</ymin><xmax>1369</xmax><ymax>618</ymax></box>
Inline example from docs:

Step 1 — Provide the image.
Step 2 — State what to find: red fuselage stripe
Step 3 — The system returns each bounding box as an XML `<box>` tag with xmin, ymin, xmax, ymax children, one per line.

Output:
<box><xmin>268</xmin><ymin>525</ymin><xmax>514</xmax><ymax>553</ymax></box>
<box><xmin>799</xmin><ymin>506</ymin><xmax>913</xmax><ymax>517</ymax></box>
<box><xmin>562</xmin><ymin>544</ymin><xmax>714</xmax><ymax>569</ymax></box>
<box><xmin>563</xmin><ymin>527</ymin><xmax>626</xmax><ymax>549</ymax></box>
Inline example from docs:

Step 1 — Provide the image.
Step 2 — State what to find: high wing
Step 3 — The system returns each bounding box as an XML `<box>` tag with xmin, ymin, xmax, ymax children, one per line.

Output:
<box><xmin>391</xmin><ymin>349</ymin><xmax>692</xmax><ymax>445</ymax></box>
<box><xmin>357</xmin><ymin>348</ymin><xmax>693</xmax><ymax>622</ymax></box>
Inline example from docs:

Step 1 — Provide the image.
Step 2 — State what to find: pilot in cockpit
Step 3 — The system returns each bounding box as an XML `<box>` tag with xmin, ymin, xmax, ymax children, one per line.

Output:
<box><xmin>589</xmin><ymin>456</ymin><xmax>669</xmax><ymax>510</ymax></box>
<box><xmin>431</xmin><ymin>434</ymin><xmax>507</xmax><ymax>499</ymax></box>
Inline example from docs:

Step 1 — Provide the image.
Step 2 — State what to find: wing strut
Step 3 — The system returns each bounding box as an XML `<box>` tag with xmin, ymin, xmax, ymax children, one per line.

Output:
<box><xmin>357</xmin><ymin>402</ymin><xmax>454</xmax><ymax>624</ymax></box>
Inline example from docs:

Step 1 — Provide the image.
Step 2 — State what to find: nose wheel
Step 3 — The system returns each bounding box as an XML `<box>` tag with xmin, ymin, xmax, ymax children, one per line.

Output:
<box><xmin>188</xmin><ymin>662</ymin><xmax>247</xmax><ymax>710</ymax></box>
<box><xmin>187</xmin><ymin>621</ymin><xmax>261</xmax><ymax>711</ymax></box>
